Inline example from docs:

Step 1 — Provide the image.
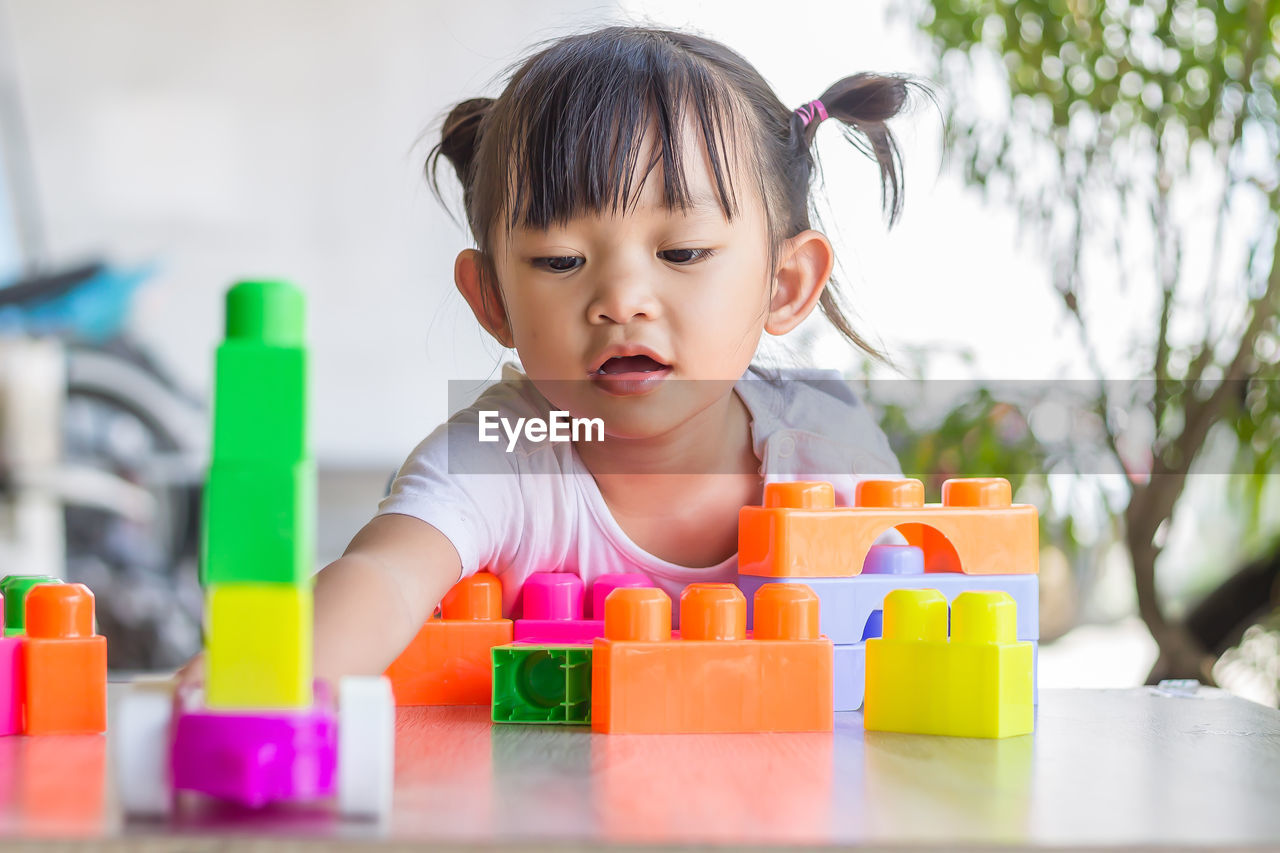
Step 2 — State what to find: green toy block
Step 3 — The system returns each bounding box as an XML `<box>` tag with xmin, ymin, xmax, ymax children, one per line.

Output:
<box><xmin>211</xmin><ymin>280</ymin><xmax>307</xmax><ymax>465</ymax></box>
<box><xmin>226</xmin><ymin>280</ymin><xmax>305</xmax><ymax>347</ymax></box>
<box><xmin>212</xmin><ymin>343</ymin><xmax>306</xmax><ymax>464</ymax></box>
<box><xmin>201</xmin><ymin>460</ymin><xmax>316</xmax><ymax>585</ymax></box>
<box><xmin>492</xmin><ymin>644</ymin><xmax>592</xmax><ymax>725</ymax></box>
<box><xmin>0</xmin><ymin>575</ymin><xmax>62</xmax><ymax>636</ymax></box>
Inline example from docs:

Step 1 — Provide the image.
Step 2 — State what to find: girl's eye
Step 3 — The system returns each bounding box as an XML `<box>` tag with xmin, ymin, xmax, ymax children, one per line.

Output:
<box><xmin>660</xmin><ymin>248</ymin><xmax>713</xmax><ymax>264</ymax></box>
<box><xmin>532</xmin><ymin>256</ymin><xmax>583</xmax><ymax>272</ymax></box>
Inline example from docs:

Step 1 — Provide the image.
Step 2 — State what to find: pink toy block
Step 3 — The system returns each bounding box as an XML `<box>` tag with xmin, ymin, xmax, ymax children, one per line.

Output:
<box><xmin>171</xmin><ymin>681</ymin><xmax>337</xmax><ymax>808</ymax></box>
<box><xmin>0</xmin><ymin>635</ymin><xmax>22</xmax><ymax>736</ymax></box>
<box><xmin>514</xmin><ymin>572</ymin><xmax>654</xmax><ymax>645</ymax></box>
<box><xmin>0</xmin><ymin>593</ymin><xmax>21</xmax><ymax>735</ymax></box>
<box><xmin>590</xmin><ymin>574</ymin><xmax>654</xmax><ymax>619</ymax></box>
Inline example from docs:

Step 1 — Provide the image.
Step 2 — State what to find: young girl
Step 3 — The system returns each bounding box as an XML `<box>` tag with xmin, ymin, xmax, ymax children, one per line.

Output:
<box><xmin>311</xmin><ymin>25</ymin><xmax>924</xmax><ymax>679</ymax></box>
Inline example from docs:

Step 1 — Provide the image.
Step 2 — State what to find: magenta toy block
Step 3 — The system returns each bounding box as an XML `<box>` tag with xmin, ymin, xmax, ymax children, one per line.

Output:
<box><xmin>738</xmin><ymin>571</ymin><xmax>1040</xmax><ymax>645</ymax></box>
<box><xmin>514</xmin><ymin>573</ymin><xmax>656</xmax><ymax>643</ymax></box>
<box><xmin>170</xmin><ymin>682</ymin><xmax>336</xmax><ymax>808</ymax></box>
<box><xmin>514</xmin><ymin>619</ymin><xmax>605</xmax><ymax>644</ymax></box>
<box><xmin>521</xmin><ymin>573</ymin><xmax>584</xmax><ymax>620</ymax></box>
<box><xmin>589</xmin><ymin>573</ymin><xmax>655</xmax><ymax>619</ymax></box>
<box><xmin>0</xmin><ymin>635</ymin><xmax>22</xmax><ymax>735</ymax></box>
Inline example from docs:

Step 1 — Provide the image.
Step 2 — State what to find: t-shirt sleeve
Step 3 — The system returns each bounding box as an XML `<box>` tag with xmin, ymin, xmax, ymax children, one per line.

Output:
<box><xmin>376</xmin><ymin>411</ymin><xmax>525</xmax><ymax>581</ymax></box>
<box><xmin>751</xmin><ymin>367</ymin><xmax>904</xmax><ymax>506</ymax></box>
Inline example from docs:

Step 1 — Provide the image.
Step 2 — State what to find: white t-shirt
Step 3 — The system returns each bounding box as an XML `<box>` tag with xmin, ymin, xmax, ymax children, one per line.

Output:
<box><xmin>377</xmin><ymin>363</ymin><xmax>902</xmax><ymax>617</ymax></box>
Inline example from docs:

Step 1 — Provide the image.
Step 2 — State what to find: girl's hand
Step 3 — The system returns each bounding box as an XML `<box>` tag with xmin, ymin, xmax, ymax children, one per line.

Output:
<box><xmin>174</xmin><ymin>650</ymin><xmax>205</xmax><ymax>688</ymax></box>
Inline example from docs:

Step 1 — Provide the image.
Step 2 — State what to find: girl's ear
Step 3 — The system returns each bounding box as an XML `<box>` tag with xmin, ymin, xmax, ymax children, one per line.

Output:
<box><xmin>455</xmin><ymin>249</ymin><xmax>514</xmax><ymax>347</ymax></box>
<box><xmin>765</xmin><ymin>230</ymin><xmax>834</xmax><ymax>335</ymax></box>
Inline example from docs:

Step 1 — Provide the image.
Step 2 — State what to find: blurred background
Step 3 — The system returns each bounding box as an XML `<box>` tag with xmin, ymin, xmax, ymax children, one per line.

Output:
<box><xmin>0</xmin><ymin>0</ymin><xmax>1275</xmax><ymax>700</ymax></box>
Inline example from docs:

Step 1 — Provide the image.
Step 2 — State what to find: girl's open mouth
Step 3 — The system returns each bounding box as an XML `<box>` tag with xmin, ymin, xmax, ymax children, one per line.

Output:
<box><xmin>590</xmin><ymin>355</ymin><xmax>672</xmax><ymax>395</ymax></box>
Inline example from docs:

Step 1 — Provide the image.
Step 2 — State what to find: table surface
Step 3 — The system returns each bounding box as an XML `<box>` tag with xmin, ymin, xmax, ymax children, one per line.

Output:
<box><xmin>0</xmin><ymin>684</ymin><xmax>1277</xmax><ymax>850</ymax></box>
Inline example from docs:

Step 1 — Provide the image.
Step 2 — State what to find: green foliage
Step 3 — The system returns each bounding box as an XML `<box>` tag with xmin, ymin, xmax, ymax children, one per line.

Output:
<box><xmin>912</xmin><ymin>0</ymin><xmax>1280</xmax><ymax>541</ymax></box>
<box><xmin>918</xmin><ymin>0</ymin><xmax>1278</xmax><ymax>181</ymax></box>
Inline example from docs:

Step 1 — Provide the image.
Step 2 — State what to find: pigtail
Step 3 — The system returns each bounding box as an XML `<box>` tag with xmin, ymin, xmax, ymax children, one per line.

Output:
<box><xmin>425</xmin><ymin>97</ymin><xmax>495</xmax><ymax>209</ymax></box>
<box><xmin>799</xmin><ymin>73</ymin><xmax>932</xmax><ymax>228</ymax></box>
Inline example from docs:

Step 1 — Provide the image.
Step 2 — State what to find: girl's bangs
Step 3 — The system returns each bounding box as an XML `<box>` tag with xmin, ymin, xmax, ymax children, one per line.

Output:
<box><xmin>499</xmin><ymin>53</ymin><xmax>747</xmax><ymax>233</ymax></box>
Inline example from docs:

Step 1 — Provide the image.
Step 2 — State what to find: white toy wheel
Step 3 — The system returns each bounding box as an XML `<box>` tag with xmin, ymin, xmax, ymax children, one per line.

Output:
<box><xmin>111</xmin><ymin>679</ymin><xmax>175</xmax><ymax>817</ymax></box>
<box><xmin>337</xmin><ymin>675</ymin><xmax>395</xmax><ymax>819</ymax></box>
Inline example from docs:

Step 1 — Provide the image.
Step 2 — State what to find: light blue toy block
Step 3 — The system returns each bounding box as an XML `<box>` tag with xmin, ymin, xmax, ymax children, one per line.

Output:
<box><xmin>834</xmin><ymin>643</ymin><xmax>865</xmax><ymax>711</ymax></box>
<box><xmin>832</xmin><ymin>639</ymin><xmax>1039</xmax><ymax>712</ymax></box>
<box><xmin>738</xmin><ymin>572</ymin><xmax>1040</xmax><ymax>646</ymax></box>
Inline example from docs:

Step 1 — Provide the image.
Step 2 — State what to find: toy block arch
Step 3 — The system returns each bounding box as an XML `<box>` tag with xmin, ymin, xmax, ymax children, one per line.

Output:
<box><xmin>739</xmin><ymin>477</ymin><xmax>1038</xmax><ymax>578</ymax></box>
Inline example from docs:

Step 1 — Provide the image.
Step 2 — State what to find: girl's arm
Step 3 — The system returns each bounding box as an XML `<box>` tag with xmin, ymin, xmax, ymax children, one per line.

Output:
<box><xmin>312</xmin><ymin>513</ymin><xmax>462</xmax><ymax>681</ymax></box>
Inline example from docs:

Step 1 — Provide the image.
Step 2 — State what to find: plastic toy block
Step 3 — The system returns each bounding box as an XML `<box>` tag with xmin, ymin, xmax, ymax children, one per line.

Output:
<box><xmin>833</xmin><ymin>643</ymin><xmax>865</xmax><ymax>711</ymax></box>
<box><xmin>171</xmin><ymin>680</ymin><xmax>336</xmax><ymax>808</ymax></box>
<box><xmin>206</xmin><ymin>582</ymin><xmax>313</xmax><ymax>709</ymax></box>
<box><xmin>738</xmin><ymin>548</ymin><xmax>1040</xmax><ymax>645</ymax></box>
<box><xmin>589</xmin><ymin>573</ymin><xmax>655</xmax><ymax>619</ymax></box>
<box><xmin>514</xmin><ymin>572</ymin><xmax>654</xmax><ymax>644</ymax></box>
<box><xmin>385</xmin><ymin>572</ymin><xmax>513</xmax><ymax>705</ymax></box>
<box><xmin>0</xmin><ymin>594</ymin><xmax>22</xmax><ymax>735</ymax></box>
<box><xmin>739</xmin><ymin>478</ymin><xmax>1038</xmax><ymax>578</ymax></box>
<box><xmin>0</xmin><ymin>576</ymin><xmax>61</xmax><ymax>637</ymax></box>
<box><xmin>22</xmin><ymin>583</ymin><xmax>107</xmax><ymax>735</ymax></box>
<box><xmin>492</xmin><ymin>644</ymin><xmax>592</xmax><ymax>724</ymax></box>
<box><xmin>211</xmin><ymin>281</ymin><xmax>306</xmax><ymax>464</ymax></box>
<box><xmin>200</xmin><ymin>460</ymin><xmax>316</xmax><ymax>585</ymax></box>
<box><xmin>592</xmin><ymin>583</ymin><xmax>833</xmax><ymax>734</ymax></box>
<box><xmin>201</xmin><ymin>279</ymin><xmax>314</xmax><ymax>587</ymax></box>
<box><xmin>834</xmin><ymin>639</ymin><xmax>1040</xmax><ymax>713</ymax></box>
<box><xmin>864</xmin><ymin>589</ymin><xmax>1033</xmax><ymax>738</ymax></box>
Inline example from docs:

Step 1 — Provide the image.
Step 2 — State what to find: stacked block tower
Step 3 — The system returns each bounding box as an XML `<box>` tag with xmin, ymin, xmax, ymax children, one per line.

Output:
<box><xmin>115</xmin><ymin>279</ymin><xmax>393</xmax><ymax>818</ymax></box>
<box><xmin>738</xmin><ymin>478</ymin><xmax>1040</xmax><ymax>711</ymax></box>
<box><xmin>201</xmin><ymin>280</ymin><xmax>315</xmax><ymax>710</ymax></box>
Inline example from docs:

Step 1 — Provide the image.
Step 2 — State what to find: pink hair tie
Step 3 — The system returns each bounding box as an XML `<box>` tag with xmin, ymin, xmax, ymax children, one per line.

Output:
<box><xmin>795</xmin><ymin>99</ymin><xmax>828</xmax><ymax>128</ymax></box>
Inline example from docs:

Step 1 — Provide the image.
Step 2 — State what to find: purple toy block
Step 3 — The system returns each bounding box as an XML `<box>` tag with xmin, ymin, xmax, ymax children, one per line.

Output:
<box><xmin>738</xmin><ymin>570</ymin><xmax>1040</xmax><ymax>645</ymax></box>
<box><xmin>0</xmin><ymin>635</ymin><xmax>22</xmax><ymax>735</ymax></box>
<box><xmin>862</xmin><ymin>544</ymin><xmax>925</xmax><ymax>575</ymax></box>
<box><xmin>588</xmin><ymin>573</ymin><xmax>654</xmax><ymax>619</ymax></box>
<box><xmin>171</xmin><ymin>681</ymin><xmax>337</xmax><ymax>808</ymax></box>
<box><xmin>835</xmin><ymin>640</ymin><xmax>1040</xmax><ymax>713</ymax></box>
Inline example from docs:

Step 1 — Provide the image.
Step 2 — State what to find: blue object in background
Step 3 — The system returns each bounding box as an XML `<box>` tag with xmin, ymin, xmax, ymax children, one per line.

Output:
<box><xmin>0</xmin><ymin>263</ymin><xmax>153</xmax><ymax>342</ymax></box>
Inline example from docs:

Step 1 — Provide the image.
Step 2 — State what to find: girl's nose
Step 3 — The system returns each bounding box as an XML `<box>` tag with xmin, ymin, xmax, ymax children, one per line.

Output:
<box><xmin>586</xmin><ymin>273</ymin><xmax>661</xmax><ymax>325</ymax></box>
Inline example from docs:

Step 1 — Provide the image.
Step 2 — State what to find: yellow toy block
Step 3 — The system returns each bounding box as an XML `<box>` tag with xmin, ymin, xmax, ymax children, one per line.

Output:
<box><xmin>206</xmin><ymin>582</ymin><xmax>313</xmax><ymax>709</ymax></box>
<box><xmin>864</xmin><ymin>589</ymin><xmax>1033</xmax><ymax>738</ymax></box>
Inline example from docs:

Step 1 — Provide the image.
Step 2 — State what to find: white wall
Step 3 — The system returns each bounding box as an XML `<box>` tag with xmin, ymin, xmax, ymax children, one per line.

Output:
<box><xmin>3</xmin><ymin>0</ymin><xmax>1068</xmax><ymax>466</ymax></box>
<box><xmin>2</xmin><ymin>0</ymin><xmax>629</xmax><ymax>465</ymax></box>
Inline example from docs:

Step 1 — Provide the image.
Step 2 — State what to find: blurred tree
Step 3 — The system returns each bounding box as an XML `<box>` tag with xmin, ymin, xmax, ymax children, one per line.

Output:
<box><xmin>911</xmin><ymin>0</ymin><xmax>1280</xmax><ymax>681</ymax></box>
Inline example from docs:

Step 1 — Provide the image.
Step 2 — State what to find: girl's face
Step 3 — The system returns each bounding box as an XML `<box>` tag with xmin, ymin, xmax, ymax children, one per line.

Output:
<box><xmin>462</xmin><ymin>118</ymin><xmax>828</xmax><ymax>440</ymax></box>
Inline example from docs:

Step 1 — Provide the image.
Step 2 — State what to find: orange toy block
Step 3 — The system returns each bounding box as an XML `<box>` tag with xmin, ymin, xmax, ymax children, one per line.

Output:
<box><xmin>23</xmin><ymin>584</ymin><xmax>107</xmax><ymax>735</ymax></box>
<box><xmin>739</xmin><ymin>478</ymin><xmax>1039</xmax><ymax>578</ymax></box>
<box><xmin>385</xmin><ymin>572</ymin><xmax>512</xmax><ymax>705</ymax></box>
<box><xmin>592</xmin><ymin>583</ymin><xmax>833</xmax><ymax>734</ymax></box>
